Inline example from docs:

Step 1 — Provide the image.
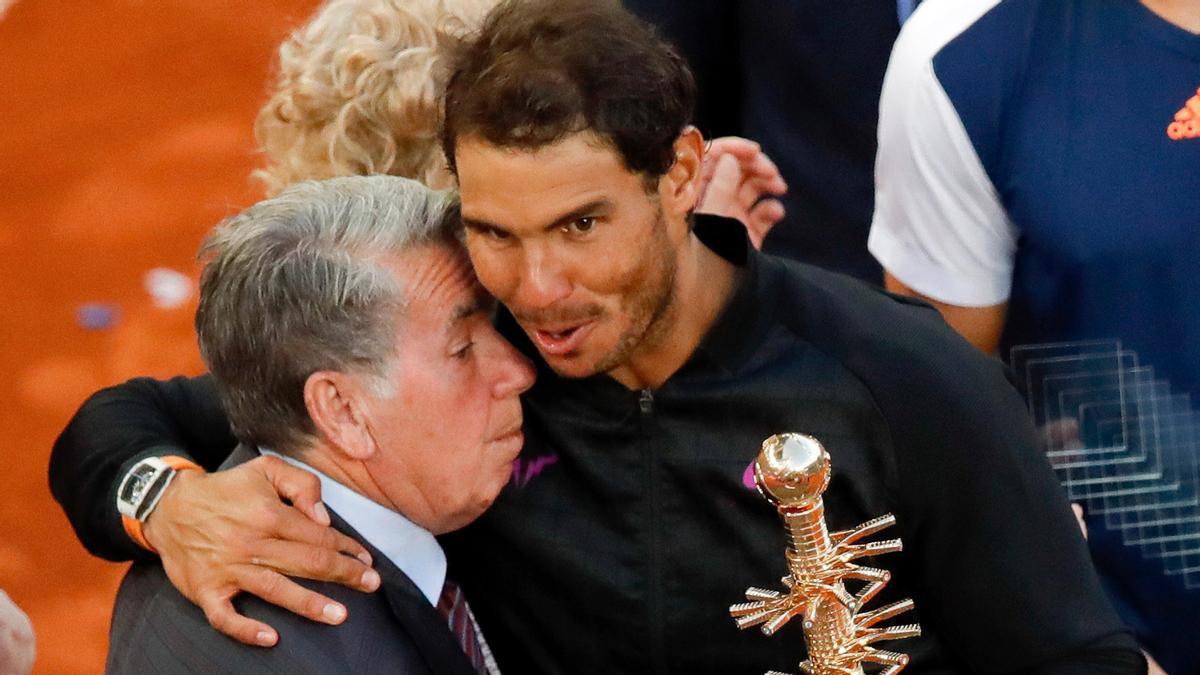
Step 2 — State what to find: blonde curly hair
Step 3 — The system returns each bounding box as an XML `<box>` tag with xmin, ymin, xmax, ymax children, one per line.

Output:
<box><xmin>253</xmin><ymin>0</ymin><xmax>496</xmax><ymax>195</ymax></box>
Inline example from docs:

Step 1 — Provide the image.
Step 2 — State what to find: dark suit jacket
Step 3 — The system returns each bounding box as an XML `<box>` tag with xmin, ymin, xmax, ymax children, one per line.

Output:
<box><xmin>106</xmin><ymin>446</ymin><xmax>477</xmax><ymax>674</ymax></box>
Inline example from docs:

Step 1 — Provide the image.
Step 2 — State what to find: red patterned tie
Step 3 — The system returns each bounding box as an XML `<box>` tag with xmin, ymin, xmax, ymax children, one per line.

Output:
<box><xmin>436</xmin><ymin>579</ymin><xmax>491</xmax><ymax>674</ymax></box>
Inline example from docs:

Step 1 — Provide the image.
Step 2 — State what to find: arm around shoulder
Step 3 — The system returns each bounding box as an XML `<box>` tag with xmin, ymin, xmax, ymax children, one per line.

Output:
<box><xmin>49</xmin><ymin>374</ymin><xmax>233</xmax><ymax>561</ymax></box>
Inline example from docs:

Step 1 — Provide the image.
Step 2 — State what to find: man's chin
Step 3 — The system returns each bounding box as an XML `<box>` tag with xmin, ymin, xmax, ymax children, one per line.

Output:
<box><xmin>535</xmin><ymin>345</ymin><xmax>609</xmax><ymax>379</ymax></box>
<box><xmin>541</xmin><ymin>354</ymin><xmax>602</xmax><ymax>379</ymax></box>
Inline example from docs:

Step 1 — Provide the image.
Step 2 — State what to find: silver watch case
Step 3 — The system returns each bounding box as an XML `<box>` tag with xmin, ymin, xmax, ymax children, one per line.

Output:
<box><xmin>116</xmin><ymin>457</ymin><xmax>180</xmax><ymax>522</ymax></box>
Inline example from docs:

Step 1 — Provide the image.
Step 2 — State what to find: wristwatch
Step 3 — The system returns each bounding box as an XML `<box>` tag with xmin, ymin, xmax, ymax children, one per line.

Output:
<box><xmin>117</xmin><ymin>456</ymin><xmax>181</xmax><ymax>522</ymax></box>
<box><xmin>117</xmin><ymin>455</ymin><xmax>204</xmax><ymax>551</ymax></box>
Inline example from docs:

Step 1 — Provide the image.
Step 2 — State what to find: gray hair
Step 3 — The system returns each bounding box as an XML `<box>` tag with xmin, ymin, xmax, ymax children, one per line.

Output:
<box><xmin>196</xmin><ymin>175</ymin><xmax>460</xmax><ymax>453</ymax></box>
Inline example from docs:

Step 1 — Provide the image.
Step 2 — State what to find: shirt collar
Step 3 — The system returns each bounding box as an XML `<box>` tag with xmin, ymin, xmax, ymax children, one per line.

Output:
<box><xmin>259</xmin><ymin>448</ymin><xmax>447</xmax><ymax>606</ymax></box>
<box><xmin>685</xmin><ymin>214</ymin><xmax>776</xmax><ymax>376</ymax></box>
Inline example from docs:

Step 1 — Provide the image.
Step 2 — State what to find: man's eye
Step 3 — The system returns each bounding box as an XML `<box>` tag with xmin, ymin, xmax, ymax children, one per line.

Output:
<box><xmin>452</xmin><ymin>342</ymin><xmax>474</xmax><ymax>359</ymax></box>
<box><xmin>564</xmin><ymin>217</ymin><xmax>596</xmax><ymax>234</ymax></box>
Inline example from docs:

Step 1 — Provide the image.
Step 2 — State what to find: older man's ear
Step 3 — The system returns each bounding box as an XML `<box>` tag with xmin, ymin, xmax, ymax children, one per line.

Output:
<box><xmin>305</xmin><ymin>372</ymin><xmax>379</xmax><ymax>462</ymax></box>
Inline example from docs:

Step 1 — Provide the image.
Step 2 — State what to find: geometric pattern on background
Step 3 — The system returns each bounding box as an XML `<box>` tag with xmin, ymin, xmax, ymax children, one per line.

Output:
<box><xmin>1012</xmin><ymin>341</ymin><xmax>1200</xmax><ymax>588</ymax></box>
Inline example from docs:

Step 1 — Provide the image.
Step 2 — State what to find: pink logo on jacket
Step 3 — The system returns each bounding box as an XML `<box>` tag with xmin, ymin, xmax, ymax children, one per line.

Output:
<box><xmin>743</xmin><ymin>460</ymin><xmax>757</xmax><ymax>490</ymax></box>
<box><xmin>512</xmin><ymin>454</ymin><xmax>559</xmax><ymax>488</ymax></box>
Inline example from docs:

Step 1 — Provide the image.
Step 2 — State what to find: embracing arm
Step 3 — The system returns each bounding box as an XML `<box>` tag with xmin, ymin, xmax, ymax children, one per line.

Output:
<box><xmin>49</xmin><ymin>374</ymin><xmax>378</xmax><ymax>646</ymax></box>
<box><xmin>49</xmin><ymin>375</ymin><xmax>236</xmax><ymax>561</ymax></box>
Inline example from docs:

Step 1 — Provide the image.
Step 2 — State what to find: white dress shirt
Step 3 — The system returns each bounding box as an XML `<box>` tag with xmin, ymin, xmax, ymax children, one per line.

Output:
<box><xmin>259</xmin><ymin>449</ymin><xmax>447</xmax><ymax>606</ymax></box>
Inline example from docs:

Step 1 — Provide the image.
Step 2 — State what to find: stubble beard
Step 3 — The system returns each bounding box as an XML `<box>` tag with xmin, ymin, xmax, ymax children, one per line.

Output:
<box><xmin>585</xmin><ymin>208</ymin><xmax>679</xmax><ymax>377</ymax></box>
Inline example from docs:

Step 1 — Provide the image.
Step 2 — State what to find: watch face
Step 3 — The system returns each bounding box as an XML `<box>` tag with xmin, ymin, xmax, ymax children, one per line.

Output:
<box><xmin>120</xmin><ymin>465</ymin><xmax>157</xmax><ymax>505</ymax></box>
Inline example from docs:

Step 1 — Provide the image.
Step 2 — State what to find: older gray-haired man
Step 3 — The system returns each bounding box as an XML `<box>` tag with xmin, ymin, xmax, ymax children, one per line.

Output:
<box><xmin>106</xmin><ymin>176</ymin><xmax>533</xmax><ymax>674</ymax></box>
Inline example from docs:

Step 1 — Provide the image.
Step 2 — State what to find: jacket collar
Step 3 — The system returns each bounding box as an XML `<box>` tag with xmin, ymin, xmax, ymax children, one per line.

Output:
<box><xmin>685</xmin><ymin>214</ymin><xmax>776</xmax><ymax>377</ymax></box>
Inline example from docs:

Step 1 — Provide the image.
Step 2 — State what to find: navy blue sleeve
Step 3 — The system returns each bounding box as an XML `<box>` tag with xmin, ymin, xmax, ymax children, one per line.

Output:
<box><xmin>49</xmin><ymin>374</ymin><xmax>236</xmax><ymax>561</ymax></box>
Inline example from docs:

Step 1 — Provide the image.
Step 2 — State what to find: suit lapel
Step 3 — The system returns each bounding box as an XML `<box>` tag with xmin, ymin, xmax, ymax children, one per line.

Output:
<box><xmin>224</xmin><ymin>446</ymin><xmax>478</xmax><ymax>675</ymax></box>
<box><xmin>326</xmin><ymin>511</ymin><xmax>478</xmax><ymax>675</ymax></box>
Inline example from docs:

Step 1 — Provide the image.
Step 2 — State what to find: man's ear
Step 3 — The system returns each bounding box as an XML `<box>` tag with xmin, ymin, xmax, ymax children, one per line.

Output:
<box><xmin>660</xmin><ymin>126</ymin><xmax>705</xmax><ymax>216</ymax></box>
<box><xmin>305</xmin><ymin>371</ymin><xmax>377</xmax><ymax>461</ymax></box>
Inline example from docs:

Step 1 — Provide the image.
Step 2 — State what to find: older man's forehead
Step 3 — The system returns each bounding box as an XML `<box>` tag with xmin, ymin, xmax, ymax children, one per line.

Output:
<box><xmin>389</xmin><ymin>244</ymin><xmax>491</xmax><ymax>319</ymax></box>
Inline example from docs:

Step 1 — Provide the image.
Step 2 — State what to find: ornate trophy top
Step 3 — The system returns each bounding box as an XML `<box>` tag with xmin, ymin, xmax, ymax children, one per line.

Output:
<box><xmin>732</xmin><ymin>433</ymin><xmax>920</xmax><ymax>675</ymax></box>
<box><xmin>755</xmin><ymin>433</ymin><xmax>831</xmax><ymax>509</ymax></box>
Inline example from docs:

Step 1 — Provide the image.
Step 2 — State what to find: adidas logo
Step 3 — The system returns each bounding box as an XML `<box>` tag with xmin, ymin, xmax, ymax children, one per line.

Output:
<box><xmin>1167</xmin><ymin>86</ymin><xmax>1200</xmax><ymax>140</ymax></box>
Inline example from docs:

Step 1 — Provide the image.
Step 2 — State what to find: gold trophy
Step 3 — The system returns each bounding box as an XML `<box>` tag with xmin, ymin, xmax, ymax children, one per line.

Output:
<box><xmin>730</xmin><ymin>433</ymin><xmax>920</xmax><ymax>675</ymax></box>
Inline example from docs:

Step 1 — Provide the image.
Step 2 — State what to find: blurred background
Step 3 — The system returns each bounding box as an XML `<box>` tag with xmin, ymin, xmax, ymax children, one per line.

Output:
<box><xmin>0</xmin><ymin>1</ymin><xmax>321</xmax><ymax>670</ymax></box>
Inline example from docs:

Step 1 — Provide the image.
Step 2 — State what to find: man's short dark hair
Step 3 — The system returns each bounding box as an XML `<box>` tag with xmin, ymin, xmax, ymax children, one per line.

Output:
<box><xmin>441</xmin><ymin>0</ymin><xmax>696</xmax><ymax>182</ymax></box>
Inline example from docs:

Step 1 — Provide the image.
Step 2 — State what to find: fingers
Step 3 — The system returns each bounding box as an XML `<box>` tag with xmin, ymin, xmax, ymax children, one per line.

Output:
<box><xmin>707</xmin><ymin>136</ymin><xmax>762</xmax><ymax>161</ymax></box>
<box><xmin>238</xmin><ymin>566</ymin><xmax>354</xmax><ymax>627</ymax></box>
<box><xmin>255</xmin><ymin>536</ymin><xmax>381</xmax><ymax>592</ymax></box>
<box><xmin>706</xmin><ymin>136</ymin><xmax>787</xmax><ymax>195</ymax></box>
<box><xmin>747</xmin><ymin>199</ymin><xmax>786</xmax><ymax>249</ymax></box>
<box><xmin>744</xmin><ymin>151</ymin><xmax>788</xmax><ymax>195</ymax></box>
<box><xmin>702</xmin><ymin>137</ymin><xmax>764</xmax><ymax>188</ymax></box>
<box><xmin>147</xmin><ymin>457</ymin><xmax>381</xmax><ymax>649</ymax></box>
<box><xmin>254</xmin><ymin>456</ymin><xmax>330</xmax><ymax>526</ymax></box>
<box><xmin>269</xmin><ymin>504</ymin><xmax>373</xmax><ymax>567</ymax></box>
<box><xmin>199</xmin><ymin>593</ymin><xmax>279</xmax><ymax>648</ymax></box>
<box><xmin>232</xmin><ymin>457</ymin><xmax>373</xmax><ymax>568</ymax></box>
<box><xmin>750</xmin><ymin>199</ymin><xmax>786</xmax><ymax>226</ymax></box>
<box><xmin>736</xmin><ymin>176</ymin><xmax>786</xmax><ymax>224</ymax></box>
<box><xmin>698</xmin><ymin>151</ymin><xmax>787</xmax><ymax>250</ymax></box>
<box><xmin>737</xmin><ymin>177</ymin><xmax>768</xmax><ymax>214</ymax></box>
<box><xmin>699</xmin><ymin>153</ymin><xmax>742</xmax><ymax>216</ymax></box>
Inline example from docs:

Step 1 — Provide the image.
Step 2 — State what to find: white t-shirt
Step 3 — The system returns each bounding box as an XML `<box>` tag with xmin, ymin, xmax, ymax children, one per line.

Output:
<box><xmin>867</xmin><ymin>0</ymin><xmax>1016</xmax><ymax>307</ymax></box>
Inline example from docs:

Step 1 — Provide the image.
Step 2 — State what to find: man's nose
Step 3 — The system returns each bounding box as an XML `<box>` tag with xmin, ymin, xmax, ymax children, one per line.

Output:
<box><xmin>491</xmin><ymin>337</ymin><xmax>536</xmax><ymax>398</ymax></box>
<box><xmin>513</xmin><ymin>247</ymin><xmax>571</xmax><ymax>309</ymax></box>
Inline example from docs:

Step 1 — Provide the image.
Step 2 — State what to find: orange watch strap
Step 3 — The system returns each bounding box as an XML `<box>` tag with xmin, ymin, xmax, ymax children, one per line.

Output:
<box><xmin>121</xmin><ymin>456</ymin><xmax>205</xmax><ymax>553</ymax></box>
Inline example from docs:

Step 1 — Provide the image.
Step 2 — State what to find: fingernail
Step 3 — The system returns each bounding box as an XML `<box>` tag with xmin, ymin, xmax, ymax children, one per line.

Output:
<box><xmin>323</xmin><ymin>603</ymin><xmax>347</xmax><ymax>624</ymax></box>
<box><xmin>256</xmin><ymin>630</ymin><xmax>276</xmax><ymax>646</ymax></box>
<box><xmin>356</xmin><ymin>551</ymin><xmax>373</xmax><ymax>566</ymax></box>
<box><xmin>313</xmin><ymin>502</ymin><xmax>331</xmax><ymax>525</ymax></box>
<box><xmin>361</xmin><ymin>569</ymin><xmax>381</xmax><ymax>591</ymax></box>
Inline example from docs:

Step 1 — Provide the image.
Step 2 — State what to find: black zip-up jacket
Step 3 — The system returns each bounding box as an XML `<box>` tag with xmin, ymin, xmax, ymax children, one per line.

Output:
<box><xmin>52</xmin><ymin>217</ymin><xmax>1142</xmax><ymax>673</ymax></box>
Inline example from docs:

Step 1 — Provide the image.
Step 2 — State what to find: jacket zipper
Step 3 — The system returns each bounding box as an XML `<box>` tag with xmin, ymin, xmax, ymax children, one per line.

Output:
<box><xmin>639</xmin><ymin>388</ymin><xmax>666</xmax><ymax>673</ymax></box>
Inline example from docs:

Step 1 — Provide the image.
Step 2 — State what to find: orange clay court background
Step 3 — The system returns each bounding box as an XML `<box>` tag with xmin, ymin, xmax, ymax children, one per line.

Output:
<box><xmin>0</xmin><ymin>1</ymin><xmax>326</xmax><ymax>671</ymax></box>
